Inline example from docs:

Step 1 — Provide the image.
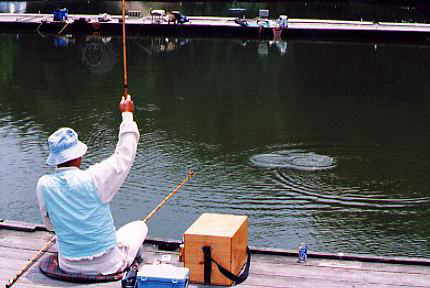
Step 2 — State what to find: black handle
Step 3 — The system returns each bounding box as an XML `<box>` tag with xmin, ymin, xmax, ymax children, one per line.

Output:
<box><xmin>121</xmin><ymin>267</ymin><xmax>137</xmax><ymax>288</ymax></box>
<box><xmin>202</xmin><ymin>246</ymin><xmax>251</xmax><ymax>285</ymax></box>
<box><xmin>203</xmin><ymin>246</ymin><xmax>212</xmax><ymax>285</ymax></box>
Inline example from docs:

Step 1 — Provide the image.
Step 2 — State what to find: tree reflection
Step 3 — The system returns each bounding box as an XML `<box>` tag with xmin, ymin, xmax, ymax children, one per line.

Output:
<box><xmin>135</xmin><ymin>37</ymin><xmax>190</xmax><ymax>55</ymax></box>
<box><xmin>81</xmin><ymin>34</ymin><xmax>116</xmax><ymax>74</ymax></box>
<box><xmin>0</xmin><ymin>35</ymin><xmax>15</xmax><ymax>85</ymax></box>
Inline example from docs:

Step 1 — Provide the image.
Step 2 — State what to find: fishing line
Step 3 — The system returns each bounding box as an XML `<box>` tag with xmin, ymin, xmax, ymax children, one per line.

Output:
<box><xmin>4</xmin><ymin>170</ymin><xmax>195</xmax><ymax>288</ymax></box>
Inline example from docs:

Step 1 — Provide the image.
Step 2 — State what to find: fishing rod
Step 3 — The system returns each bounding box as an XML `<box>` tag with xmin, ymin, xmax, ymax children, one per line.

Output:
<box><xmin>143</xmin><ymin>169</ymin><xmax>195</xmax><ymax>223</ymax></box>
<box><xmin>4</xmin><ymin>236</ymin><xmax>56</xmax><ymax>288</ymax></box>
<box><xmin>8</xmin><ymin>6</ymin><xmax>158</xmax><ymax>286</ymax></box>
<box><xmin>7</xmin><ymin>6</ymin><xmax>184</xmax><ymax>284</ymax></box>
<box><xmin>4</xmin><ymin>170</ymin><xmax>195</xmax><ymax>288</ymax></box>
<box><xmin>121</xmin><ymin>0</ymin><xmax>128</xmax><ymax>97</ymax></box>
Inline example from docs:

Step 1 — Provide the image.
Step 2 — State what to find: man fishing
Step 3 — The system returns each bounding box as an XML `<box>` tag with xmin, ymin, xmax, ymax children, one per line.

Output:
<box><xmin>36</xmin><ymin>94</ymin><xmax>147</xmax><ymax>275</ymax></box>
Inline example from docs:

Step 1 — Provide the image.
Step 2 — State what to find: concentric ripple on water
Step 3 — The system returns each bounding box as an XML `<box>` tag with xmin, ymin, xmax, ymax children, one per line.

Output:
<box><xmin>250</xmin><ymin>150</ymin><xmax>336</xmax><ymax>171</ymax></box>
<box><xmin>248</xmin><ymin>147</ymin><xmax>430</xmax><ymax>210</ymax></box>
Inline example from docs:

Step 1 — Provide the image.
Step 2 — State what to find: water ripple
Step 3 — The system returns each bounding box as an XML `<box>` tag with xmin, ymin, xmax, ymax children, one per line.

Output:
<box><xmin>275</xmin><ymin>167</ymin><xmax>430</xmax><ymax>209</ymax></box>
<box><xmin>250</xmin><ymin>149</ymin><xmax>336</xmax><ymax>171</ymax></box>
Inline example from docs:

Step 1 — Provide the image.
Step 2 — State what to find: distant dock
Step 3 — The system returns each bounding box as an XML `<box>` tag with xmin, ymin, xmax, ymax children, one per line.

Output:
<box><xmin>2</xmin><ymin>12</ymin><xmax>430</xmax><ymax>42</ymax></box>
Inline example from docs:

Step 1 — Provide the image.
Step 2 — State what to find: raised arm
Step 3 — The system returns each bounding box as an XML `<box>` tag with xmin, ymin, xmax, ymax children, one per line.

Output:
<box><xmin>87</xmin><ymin>95</ymin><xmax>140</xmax><ymax>203</ymax></box>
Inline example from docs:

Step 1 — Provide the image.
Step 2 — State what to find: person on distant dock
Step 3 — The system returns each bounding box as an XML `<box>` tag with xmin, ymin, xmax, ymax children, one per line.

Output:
<box><xmin>36</xmin><ymin>95</ymin><xmax>147</xmax><ymax>275</ymax></box>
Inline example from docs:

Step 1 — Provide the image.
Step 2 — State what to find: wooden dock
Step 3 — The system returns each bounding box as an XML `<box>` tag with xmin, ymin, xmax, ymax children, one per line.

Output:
<box><xmin>2</xmin><ymin>12</ymin><xmax>430</xmax><ymax>42</ymax></box>
<box><xmin>2</xmin><ymin>220</ymin><xmax>430</xmax><ymax>288</ymax></box>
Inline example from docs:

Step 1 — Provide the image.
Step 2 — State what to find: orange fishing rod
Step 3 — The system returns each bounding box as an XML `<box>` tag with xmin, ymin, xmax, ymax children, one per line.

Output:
<box><xmin>143</xmin><ymin>169</ymin><xmax>195</xmax><ymax>222</ymax></box>
<box><xmin>121</xmin><ymin>0</ymin><xmax>128</xmax><ymax>97</ymax></box>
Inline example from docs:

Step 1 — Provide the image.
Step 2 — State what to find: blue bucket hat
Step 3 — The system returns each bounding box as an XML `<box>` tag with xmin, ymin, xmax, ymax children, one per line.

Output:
<box><xmin>46</xmin><ymin>128</ymin><xmax>88</xmax><ymax>166</ymax></box>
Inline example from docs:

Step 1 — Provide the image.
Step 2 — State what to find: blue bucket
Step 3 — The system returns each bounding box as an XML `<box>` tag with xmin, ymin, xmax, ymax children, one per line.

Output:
<box><xmin>53</xmin><ymin>8</ymin><xmax>68</xmax><ymax>21</ymax></box>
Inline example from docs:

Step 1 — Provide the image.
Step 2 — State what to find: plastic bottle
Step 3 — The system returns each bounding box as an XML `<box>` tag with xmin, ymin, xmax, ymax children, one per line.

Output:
<box><xmin>298</xmin><ymin>243</ymin><xmax>308</xmax><ymax>263</ymax></box>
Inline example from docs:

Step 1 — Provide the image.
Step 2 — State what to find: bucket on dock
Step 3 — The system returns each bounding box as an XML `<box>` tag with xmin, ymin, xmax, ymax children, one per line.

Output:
<box><xmin>53</xmin><ymin>8</ymin><xmax>68</xmax><ymax>21</ymax></box>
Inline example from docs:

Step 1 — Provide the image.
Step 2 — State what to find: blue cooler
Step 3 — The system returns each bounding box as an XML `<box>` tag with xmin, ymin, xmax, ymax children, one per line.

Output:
<box><xmin>136</xmin><ymin>264</ymin><xmax>189</xmax><ymax>288</ymax></box>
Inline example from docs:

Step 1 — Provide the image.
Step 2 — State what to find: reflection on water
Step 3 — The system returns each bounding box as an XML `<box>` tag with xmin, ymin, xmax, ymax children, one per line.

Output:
<box><xmin>136</xmin><ymin>37</ymin><xmax>191</xmax><ymax>55</ymax></box>
<box><xmin>41</xmin><ymin>34</ymin><xmax>191</xmax><ymax>73</ymax></box>
<box><xmin>256</xmin><ymin>40</ymin><xmax>288</xmax><ymax>56</ymax></box>
<box><xmin>250</xmin><ymin>149</ymin><xmax>335</xmax><ymax>171</ymax></box>
<box><xmin>81</xmin><ymin>35</ymin><xmax>115</xmax><ymax>74</ymax></box>
<box><xmin>2</xmin><ymin>31</ymin><xmax>430</xmax><ymax>257</ymax></box>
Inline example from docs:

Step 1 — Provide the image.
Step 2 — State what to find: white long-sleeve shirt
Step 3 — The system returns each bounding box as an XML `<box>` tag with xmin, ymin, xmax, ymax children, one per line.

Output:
<box><xmin>36</xmin><ymin>112</ymin><xmax>140</xmax><ymax>274</ymax></box>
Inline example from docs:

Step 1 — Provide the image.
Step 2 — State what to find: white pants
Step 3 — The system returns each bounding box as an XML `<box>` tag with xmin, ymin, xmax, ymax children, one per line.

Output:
<box><xmin>116</xmin><ymin>220</ymin><xmax>149</xmax><ymax>266</ymax></box>
<box><xmin>60</xmin><ymin>220</ymin><xmax>148</xmax><ymax>275</ymax></box>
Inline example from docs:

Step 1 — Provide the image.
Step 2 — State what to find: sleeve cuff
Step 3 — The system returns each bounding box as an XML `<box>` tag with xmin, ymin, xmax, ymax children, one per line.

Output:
<box><xmin>122</xmin><ymin>112</ymin><xmax>134</xmax><ymax>122</ymax></box>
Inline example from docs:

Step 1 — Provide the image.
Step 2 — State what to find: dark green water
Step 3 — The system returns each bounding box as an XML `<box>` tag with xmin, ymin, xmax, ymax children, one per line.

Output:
<box><xmin>2</xmin><ymin>2</ymin><xmax>430</xmax><ymax>258</ymax></box>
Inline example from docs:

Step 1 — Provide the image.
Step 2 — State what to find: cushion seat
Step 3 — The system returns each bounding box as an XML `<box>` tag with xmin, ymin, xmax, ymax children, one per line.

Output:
<box><xmin>39</xmin><ymin>253</ymin><xmax>124</xmax><ymax>283</ymax></box>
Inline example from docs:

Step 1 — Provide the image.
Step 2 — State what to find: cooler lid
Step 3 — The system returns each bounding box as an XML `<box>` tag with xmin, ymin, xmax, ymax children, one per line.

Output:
<box><xmin>137</xmin><ymin>264</ymin><xmax>189</xmax><ymax>280</ymax></box>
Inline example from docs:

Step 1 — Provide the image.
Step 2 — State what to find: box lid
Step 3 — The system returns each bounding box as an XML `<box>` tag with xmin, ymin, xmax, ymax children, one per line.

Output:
<box><xmin>184</xmin><ymin>213</ymin><xmax>248</xmax><ymax>238</ymax></box>
<box><xmin>137</xmin><ymin>264</ymin><xmax>189</xmax><ymax>280</ymax></box>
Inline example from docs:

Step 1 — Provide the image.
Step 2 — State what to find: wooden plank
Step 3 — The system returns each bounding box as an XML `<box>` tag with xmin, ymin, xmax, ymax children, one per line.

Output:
<box><xmin>252</xmin><ymin>253</ymin><xmax>430</xmax><ymax>275</ymax></box>
<box><xmin>3</xmin><ymin>227</ymin><xmax>430</xmax><ymax>288</ymax></box>
<box><xmin>0</xmin><ymin>230</ymin><xmax>53</xmax><ymax>245</ymax></box>
<box><xmin>237</xmin><ymin>273</ymin><xmax>427</xmax><ymax>288</ymax></box>
<box><xmin>0</xmin><ymin>243</ymin><xmax>181</xmax><ymax>288</ymax></box>
<box><xmin>251</xmin><ymin>246</ymin><xmax>430</xmax><ymax>266</ymax></box>
<box><xmin>0</xmin><ymin>229</ymin><xmax>51</xmax><ymax>240</ymax></box>
<box><xmin>0</xmin><ymin>220</ymin><xmax>46</xmax><ymax>232</ymax></box>
<box><xmin>12</xmin><ymin>283</ymin><xmax>120</xmax><ymax>288</ymax></box>
<box><xmin>318</xmin><ymin>259</ymin><xmax>430</xmax><ymax>275</ymax></box>
<box><xmin>2</xmin><ymin>249</ymin><xmax>429</xmax><ymax>288</ymax></box>
<box><xmin>249</xmin><ymin>261</ymin><xmax>430</xmax><ymax>287</ymax></box>
<box><xmin>0</xmin><ymin>245</ymin><xmax>178</xmax><ymax>275</ymax></box>
<box><xmin>1</xmin><ymin>265</ymin><xmax>121</xmax><ymax>288</ymax></box>
<box><xmin>1</xmin><ymin>283</ymin><xmax>69</xmax><ymax>288</ymax></box>
<box><xmin>1</xmin><ymin>257</ymin><xmax>428</xmax><ymax>288</ymax></box>
<box><xmin>0</xmin><ymin>246</ymin><xmax>56</xmax><ymax>262</ymax></box>
<box><xmin>0</xmin><ymin>234</ymin><xmax>56</xmax><ymax>253</ymax></box>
